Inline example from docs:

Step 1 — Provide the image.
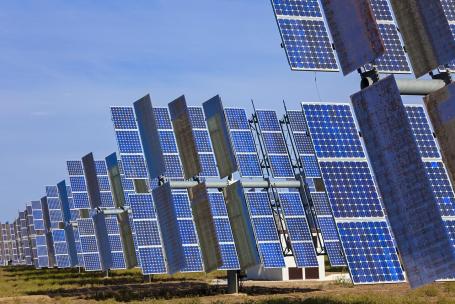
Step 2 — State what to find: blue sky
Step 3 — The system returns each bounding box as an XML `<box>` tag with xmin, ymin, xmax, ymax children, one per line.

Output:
<box><xmin>0</xmin><ymin>1</ymin><xmax>421</xmax><ymax>221</ymax></box>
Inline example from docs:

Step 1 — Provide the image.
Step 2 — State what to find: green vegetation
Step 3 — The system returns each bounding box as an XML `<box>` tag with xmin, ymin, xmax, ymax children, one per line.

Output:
<box><xmin>0</xmin><ymin>266</ymin><xmax>454</xmax><ymax>303</ymax></box>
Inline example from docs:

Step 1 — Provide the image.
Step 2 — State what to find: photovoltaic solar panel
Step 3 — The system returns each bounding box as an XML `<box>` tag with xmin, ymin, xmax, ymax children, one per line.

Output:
<box><xmin>244</xmin><ymin>192</ymin><xmax>285</xmax><ymax>268</ymax></box>
<box><xmin>302</xmin><ymin>104</ymin><xmax>365</xmax><ymax>158</ymax></box>
<box><xmin>368</xmin><ymin>0</ymin><xmax>411</xmax><ymax>73</ymax></box>
<box><xmin>256</xmin><ymin>110</ymin><xmax>294</xmax><ymax>178</ymax></box>
<box><xmin>302</xmin><ymin>102</ymin><xmax>405</xmax><ymax>284</ymax></box>
<box><xmin>189</xmin><ymin>107</ymin><xmax>219</xmax><ymax>178</ymax></box>
<box><xmin>278</xmin><ymin>192</ymin><xmax>318</xmax><ymax>267</ymax></box>
<box><xmin>172</xmin><ymin>192</ymin><xmax>204</xmax><ymax>272</ymax></box>
<box><xmin>208</xmin><ymin>192</ymin><xmax>241</xmax><ymax>270</ymax></box>
<box><xmin>405</xmin><ymin>106</ymin><xmax>440</xmax><ymax>159</ymax></box>
<box><xmin>225</xmin><ymin>108</ymin><xmax>263</xmax><ymax>177</ymax></box>
<box><xmin>271</xmin><ymin>0</ymin><xmax>339</xmax><ymax>71</ymax></box>
<box><xmin>105</xmin><ymin>216</ymin><xmax>126</xmax><ymax>269</ymax></box>
<box><xmin>155</xmin><ymin>107</ymin><xmax>184</xmax><ymax>178</ymax></box>
<box><xmin>286</xmin><ymin>109</ymin><xmax>346</xmax><ymax>267</ymax></box>
<box><xmin>128</xmin><ymin>194</ymin><xmax>166</xmax><ymax>274</ymax></box>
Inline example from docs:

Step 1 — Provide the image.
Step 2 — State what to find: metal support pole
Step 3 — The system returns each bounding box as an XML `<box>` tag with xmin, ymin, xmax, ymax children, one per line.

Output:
<box><xmin>396</xmin><ymin>79</ymin><xmax>447</xmax><ymax>96</ymax></box>
<box><xmin>227</xmin><ymin>270</ymin><xmax>239</xmax><ymax>294</ymax></box>
<box><xmin>169</xmin><ymin>180</ymin><xmax>301</xmax><ymax>189</ymax></box>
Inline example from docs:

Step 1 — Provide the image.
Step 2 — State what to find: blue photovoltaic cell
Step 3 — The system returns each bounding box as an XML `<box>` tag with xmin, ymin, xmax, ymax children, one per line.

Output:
<box><xmin>153</xmin><ymin>107</ymin><xmax>173</xmax><ymax>129</ymax></box>
<box><xmin>425</xmin><ymin>162</ymin><xmax>455</xmax><ymax>217</ymax></box>
<box><xmin>230</xmin><ymin>131</ymin><xmax>257</xmax><ymax>153</ymax></box>
<box><xmin>95</xmin><ymin>160</ymin><xmax>108</xmax><ymax>175</ymax></box>
<box><xmin>163</xmin><ymin>155</ymin><xmax>183</xmax><ymax>178</ymax></box>
<box><xmin>225</xmin><ymin>108</ymin><xmax>250</xmax><ymax>130</ymax></box>
<box><xmin>256</xmin><ymin>110</ymin><xmax>281</xmax><ymax>131</ymax></box>
<box><xmin>369</xmin><ymin>0</ymin><xmax>394</xmax><ymax>21</ymax></box>
<box><xmin>73</xmin><ymin>193</ymin><xmax>90</xmax><ymax>209</ymax></box>
<box><xmin>138</xmin><ymin>247</ymin><xmax>167</xmax><ymax>274</ymax></box>
<box><xmin>116</xmin><ymin>131</ymin><xmax>143</xmax><ymax>153</ymax></box>
<box><xmin>182</xmin><ymin>246</ymin><xmax>204</xmax><ymax>272</ymax></box>
<box><xmin>69</xmin><ymin>177</ymin><xmax>86</xmax><ymax>192</ymax></box>
<box><xmin>287</xmin><ymin>110</ymin><xmax>308</xmax><ymax>132</ymax></box>
<box><xmin>271</xmin><ymin>0</ymin><xmax>322</xmax><ymax>18</ymax></box>
<box><xmin>188</xmin><ymin>107</ymin><xmax>206</xmax><ymax>129</ymax></box>
<box><xmin>310</xmin><ymin>192</ymin><xmax>332</xmax><ymax>216</ymax></box>
<box><xmin>134</xmin><ymin>221</ymin><xmax>162</xmax><ymax>246</ymax></box>
<box><xmin>97</xmin><ymin>176</ymin><xmax>110</xmax><ymax>191</ymax></box>
<box><xmin>374</xmin><ymin>23</ymin><xmax>410</xmax><ymax>73</ymax></box>
<box><xmin>319</xmin><ymin>161</ymin><xmax>384</xmax><ymax>218</ymax></box>
<box><xmin>236</xmin><ymin>154</ymin><xmax>263</xmax><ymax>177</ymax></box>
<box><xmin>405</xmin><ymin>106</ymin><xmax>440</xmax><ymax>159</ymax></box>
<box><xmin>245</xmin><ymin>192</ymin><xmax>285</xmax><ymax>268</ymax></box>
<box><xmin>258</xmin><ymin>242</ymin><xmax>285</xmax><ymax>268</ymax></box>
<box><xmin>111</xmin><ymin>107</ymin><xmax>137</xmax><ymax>129</ymax></box>
<box><xmin>120</xmin><ymin>155</ymin><xmax>148</xmax><ymax>178</ymax></box>
<box><xmin>262</xmin><ymin>133</ymin><xmax>288</xmax><ymax>153</ymax></box>
<box><xmin>159</xmin><ymin>131</ymin><xmax>178</xmax><ymax>153</ymax></box>
<box><xmin>225</xmin><ymin>108</ymin><xmax>263</xmax><ymax>177</ymax></box>
<box><xmin>302</xmin><ymin>155</ymin><xmax>320</xmax><ymax>177</ymax></box>
<box><xmin>67</xmin><ymin>161</ymin><xmax>84</xmax><ymax>176</ymax></box>
<box><xmin>128</xmin><ymin>195</ymin><xmax>156</xmax><ymax>220</ymax></box>
<box><xmin>293</xmin><ymin>133</ymin><xmax>314</xmax><ymax>155</ymax></box>
<box><xmin>441</xmin><ymin>0</ymin><xmax>455</xmax><ymax>21</ymax></box>
<box><xmin>105</xmin><ymin>217</ymin><xmax>126</xmax><ymax>270</ymax></box>
<box><xmin>302</xmin><ymin>104</ymin><xmax>364</xmax><ymax>158</ymax></box>
<box><xmin>337</xmin><ymin>221</ymin><xmax>404</xmax><ymax>284</ymax></box>
<box><xmin>318</xmin><ymin>217</ymin><xmax>340</xmax><ymax>241</ymax></box>
<box><xmin>279</xmin><ymin>192</ymin><xmax>318</xmax><ymax>267</ymax></box>
<box><xmin>193</xmin><ymin>130</ymin><xmax>212</xmax><ymax>152</ymax></box>
<box><xmin>46</xmin><ymin>186</ymin><xmax>59</xmax><ymax>198</ymax></box>
<box><xmin>199</xmin><ymin>154</ymin><xmax>218</xmax><ymax>177</ymax></box>
<box><xmin>367</xmin><ymin>0</ymin><xmax>411</xmax><ymax>73</ymax></box>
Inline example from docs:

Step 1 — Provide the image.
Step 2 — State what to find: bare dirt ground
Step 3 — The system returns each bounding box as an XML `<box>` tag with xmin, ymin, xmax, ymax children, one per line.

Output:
<box><xmin>0</xmin><ymin>266</ymin><xmax>454</xmax><ymax>304</ymax></box>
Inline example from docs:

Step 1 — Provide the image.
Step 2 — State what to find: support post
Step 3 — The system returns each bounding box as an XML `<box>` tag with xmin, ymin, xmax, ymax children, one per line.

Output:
<box><xmin>227</xmin><ymin>270</ymin><xmax>239</xmax><ymax>294</ymax></box>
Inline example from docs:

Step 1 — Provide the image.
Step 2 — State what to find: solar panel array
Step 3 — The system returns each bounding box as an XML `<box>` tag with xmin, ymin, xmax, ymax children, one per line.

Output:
<box><xmin>111</xmin><ymin>106</ymin><xmax>168</xmax><ymax>274</ymax></box>
<box><xmin>271</xmin><ymin>0</ymin><xmax>411</xmax><ymax>73</ymax></box>
<box><xmin>301</xmin><ymin>103</ymin><xmax>405</xmax><ymax>284</ymax></box>
<box><xmin>286</xmin><ymin>109</ymin><xmax>346</xmax><ymax>266</ymax></box>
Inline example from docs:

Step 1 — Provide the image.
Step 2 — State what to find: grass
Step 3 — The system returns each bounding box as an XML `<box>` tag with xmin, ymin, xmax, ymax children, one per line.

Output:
<box><xmin>0</xmin><ymin>266</ymin><xmax>454</xmax><ymax>303</ymax></box>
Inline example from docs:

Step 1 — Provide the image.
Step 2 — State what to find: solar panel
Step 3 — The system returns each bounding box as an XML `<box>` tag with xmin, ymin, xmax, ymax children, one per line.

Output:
<box><xmin>224</xmin><ymin>108</ymin><xmax>263</xmax><ymax>177</ymax></box>
<box><xmin>352</xmin><ymin>76</ymin><xmax>455</xmax><ymax>287</ymax></box>
<box><xmin>244</xmin><ymin>192</ymin><xmax>285</xmax><ymax>268</ymax></box>
<box><xmin>303</xmin><ymin>101</ymin><xmax>405</xmax><ymax>283</ymax></box>
<box><xmin>189</xmin><ymin>107</ymin><xmax>219</xmax><ymax>178</ymax></box>
<box><xmin>368</xmin><ymin>0</ymin><xmax>411</xmax><ymax>73</ymax></box>
<box><xmin>278</xmin><ymin>192</ymin><xmax>318</xmax><ymax>267</ymax></box>
<box><xmin>67</xmin><ymin>161</ymin><xmax>91</xmax><ymax>209</ymax></box>
<box><xmin>105</xmin><ymin>216</ymin><xmax>127</xmax><ymax>269</ymax></box>
<box><xmin>170</xmin><ymin>191</ymin><xmax>204</xmax><ymax>272</ymax></box>
<box><xmin>405</xmin><ymin>106</ymin><xmax>440</xmax><ymax>159</ymax></box>
<box><xmin>302</xmin><ymin>104</ymin><xmax>365</xmax><ymax>158</ymax></box>
<box><xmin>286</xmin><ymin>109</ymin><xmax>346</xmax><ymax>267</ymax></box>
<box><xmin>271</xmin><ymin>0</ymin><xmax>339</xmax><ymax>71</ymax></box>
<box><xmin>256</xmin><ymin>110</ymin><xmax>294</xmax><ymax>178</ymax></box>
